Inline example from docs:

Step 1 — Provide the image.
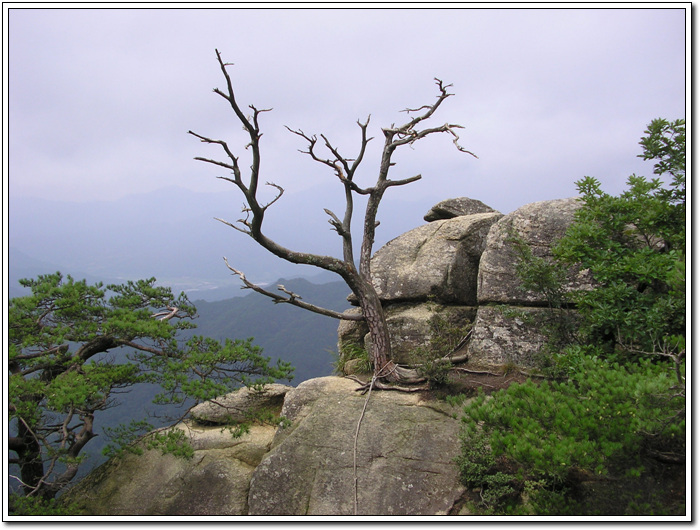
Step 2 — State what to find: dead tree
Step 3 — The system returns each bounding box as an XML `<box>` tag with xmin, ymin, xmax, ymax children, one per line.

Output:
<box><xmin>190</xmin><ymin>49</ymin><xmax>476</xmax><ymax>386</ymax></box>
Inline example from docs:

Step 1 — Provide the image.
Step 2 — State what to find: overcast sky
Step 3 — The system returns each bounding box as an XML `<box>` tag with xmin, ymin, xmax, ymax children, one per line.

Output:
<box><xmin>7</xmin><ymin>6</ymin><xmax>687</xmax><ymax>218</ymax></box>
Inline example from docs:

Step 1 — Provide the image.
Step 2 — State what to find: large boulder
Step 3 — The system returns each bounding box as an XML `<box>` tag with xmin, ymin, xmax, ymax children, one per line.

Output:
<box><xmin>63</xmin><ymin>385</ymin><xmax>294</xmax><ymax>515</ymax></box>
<box><xmin>369</xmin><ymin>212</ymin><xmax>503</xmax><ymax>305</ymax></box>
<box><xmin>62</xmin><ymin>423</ymin><xmax>277</xmax><ymax>515</ymax></box>
<box><xmin>424</xmin><ymin>197</ymin><xmax>498</xmax><ymax>222</ymax></box>
<box><xmin>477</xmin><ymin>198</ymin><xmax>594</xmax><ymax>305</ymax></box>
<box><xmin>248</xmin><ymin>377</ymin><xmax>466</xmax><ymax>515</ymax></box>
<box><xmin>469</xmin><ymin>198</ymin><xmax>593</xmax><ymax>368</ymax></box>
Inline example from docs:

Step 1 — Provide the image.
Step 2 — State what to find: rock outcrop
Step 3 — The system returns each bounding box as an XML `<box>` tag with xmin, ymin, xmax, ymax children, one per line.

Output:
<box><xmin>190</xmin><ymin>383</ymin><xmax>293</xmax><ymax>425</ymax></box>
<box><xmin>65</xmin><ymin>377</ymin><xmax>467</xmax><ymax>516</ymax></box>
<box><xmin>424</xmin><ymin>197</ymin><xmax>497</xmax><ymax>222</ymax></box>
<box><xmin>63</xmin><ymin>384</ymin><xmax>297</xmax><ymax>515</ymax></box>
<box><xmin>365</xmin><ymin>303</ymin><xmax>476</xmax><ymax>364</ymax></box>
<box><xmin>63</xmin><ymin>423</ymin><xmax>278</xmax><ymax>515</ymax></box>
<box><xmin>467</xmin><ymin>198</ymin><xmax>592</xmax><ymax>367</ymax></box>
<box><xmin>249</xmin><ymin>377</ymin><xmax>465</xmax><ymax>515</ymax></box>
<box><xmin>64</xmin><ymin>194</ymin><xmax>595</xmax><ymax>516</ymax></box>
<box><xmin>339</xmin><ymin>196</ymin><xmax>589</xmax><ymax>369</ymax></box>
<box><xmin>340</xmin><ymin>201</ymin><xmax>503</xmax><ymax>367</ymax></box>
<box><xmin>368</xmin><ymin>212</ymin><xmax>502</xmax><ymax>305</ymax></box>
<box><xmin>476</xmin><ymin>198</ymin><xmax>592</xmax><ymax>305</ymax></box>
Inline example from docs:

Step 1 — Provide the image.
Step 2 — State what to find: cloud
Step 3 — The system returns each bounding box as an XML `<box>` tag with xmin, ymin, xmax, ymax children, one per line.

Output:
<box><xmin>8</xmin><ymin>7</ymin><xmax>686</xmax><ymax>212</ymax></box>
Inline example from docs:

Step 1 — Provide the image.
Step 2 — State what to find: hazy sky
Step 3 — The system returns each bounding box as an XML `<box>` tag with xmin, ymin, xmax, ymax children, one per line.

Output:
<box><xmin>8</xmin><ymin>6</ymin><xmax>687</xmax><ymax>216</ymax></box>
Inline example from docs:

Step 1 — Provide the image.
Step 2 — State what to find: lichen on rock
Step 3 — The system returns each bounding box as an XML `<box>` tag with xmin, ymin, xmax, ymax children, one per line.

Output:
<box><xmin>248</xmin><ymin>377</ymin><xmax>465</xmax><ymax>515</ymax></box>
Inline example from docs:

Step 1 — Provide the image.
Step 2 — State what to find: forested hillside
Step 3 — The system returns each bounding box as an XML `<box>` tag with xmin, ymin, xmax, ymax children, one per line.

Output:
<box><xmin>186</xmin><ymin>278</ymin><xmax>352</xmax><ymax>382</ymax></box>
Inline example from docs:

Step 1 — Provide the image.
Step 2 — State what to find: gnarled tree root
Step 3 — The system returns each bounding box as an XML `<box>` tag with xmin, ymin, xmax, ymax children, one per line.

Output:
<box><xmin>346</xmin><ymin>363</ymin><xmax>429</xmax><ymax>394</ymax></box>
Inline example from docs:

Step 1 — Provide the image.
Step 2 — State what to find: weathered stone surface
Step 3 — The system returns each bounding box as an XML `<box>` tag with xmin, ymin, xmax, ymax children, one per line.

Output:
<box><xmin>363</xmin><ymin>303</ymin><xmax>476</xmax><ymax>364</ymax></box>
<box><xmin>424</xmin><ymin>197</ymin><xmax>498</xmax><ymax>222</ymax></box>
<box><xmin>466</xmin><ymin>305</ymin><xmax>577</xmax><ymax>368</ymax></box>
<box><xmin>248</xmin><ymin>377</ymin><xmax>465</xmax><ymax>515</ymax></box>
<box><xmin>63</xmin><ymin>423</ymin><xmax>276</xmax><ymax>515</ymax></box>
<box><xmin>190</xmin><ymin>383</ymin><xmax>293</xmax><ymax>425</ymax></box>
<box><xmin>477</xmin><ymin>198</ymin><xmax>594</xmax><ymax>305</ymax></box>
<box><xmin>370</xmin><ymin>212</ymin><xmax>503</xmax><ymax>305</ymax></box>
<box><xmin>342</xmin><ymin>357</ymin><xmax>372</xmax><ymax>376</ymax></box>
<box><xmin>337</xmin><ymin>307</ymin><xmax>368</xmax><ymax>352</ymax></box>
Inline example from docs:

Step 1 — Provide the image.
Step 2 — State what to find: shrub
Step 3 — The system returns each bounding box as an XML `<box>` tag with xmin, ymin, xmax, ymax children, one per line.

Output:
<box><xmin>458</xmin><ymin>356</ymin><xmax>684</xmax><ymax>514</ymax></box>
<box><xmin>9</xmin><ymin>495</ymin><xmax>81</xmax><ymax>516</ymax></box>
<box><xmin>412</xmin><ymin>345</ymin><xmax>452</xmax><ymax>388</ymax></box>
<box><xmin>554</xmin><ymin>118</ymin><xmax>685</xmax><ymax>359</ymax></box>
<box><xmin>410</xmin><ymin>300</ymin><xmax>472</xmax><ymax>388</ymax></box>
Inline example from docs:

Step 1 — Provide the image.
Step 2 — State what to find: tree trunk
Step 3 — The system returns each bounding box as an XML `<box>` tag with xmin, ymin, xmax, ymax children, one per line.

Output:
<box><xmin>356</xmin><ymin>285</ymin><xmax>399</xmax><ymax>382</ymax></box>
<box><xmin>14</xmin><ymin>429</ymin><xmax>45</xmax><ymax>497</ymax></box>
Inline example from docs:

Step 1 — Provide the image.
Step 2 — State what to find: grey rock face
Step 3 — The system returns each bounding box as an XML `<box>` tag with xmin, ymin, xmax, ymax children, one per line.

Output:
<box><xmin>64</xmin><ymin>378</ymin><xmax>468</xmax><ymax>516</ymax></box>
<box><xmin>190</xmin><ymin>383</ymin><xmax>293</xmax><ymax>425</ymax></box>
<box><xmin>477</xmin><ymin>198</ymin><xmax>593</xmax><ymax>305</ymax></box>
<box><xmin>364</xmin><ymin>303</ymin><xmax>476</xmax><ymax>364</ymax></box>
<box><xmin>338</xmin><ymin>303</ymin><xmax>475</xmax><ymax>365</ymax></box>
<box><xmin>370</xmin><ymin>212</ymin><xmax>503</xmax><ymax>305</ymax></box>
<box><xmin>342</xmin><ymin>197</ymin><xmax>592</xmax><ymax>370</ymax></box>
<box><xmin>424</xmin><ymin>197</ymin><xmax>498</xmax><ymax>222</ymax></box>
<box><xmin>337</xmin><ymin>307</ymin><xmax>368</xmax><ymax>352</ymax></box>
<box><xmin>467</xmin><ymin>198</ymin><xmax>592</xmax><ymax>367</ymax></box>
<box><xmin>466</xmin><ymin>306</ymin><xmax>569</xmax><ymax>368</ymax></box>
<box><xmin>248</xmin><ymin>377</ymin><xmax>465</xmax><ymax>515</ymax></box>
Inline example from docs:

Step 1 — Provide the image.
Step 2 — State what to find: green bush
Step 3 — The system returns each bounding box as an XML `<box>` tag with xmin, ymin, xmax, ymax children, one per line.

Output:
<box><xmin>9</xmin><ymin>273</ymin><xmax>294</xmax><ymax>504</ymax></box>
<box><xmin>9</xmin><ymin>495</ymin><xmax>81</xmax><ymax>516</ymax></box>
<box><xmin>458</xmin><ymin>356</ymin><xmax>684</xmax><ymax>514</ymax></box>
<box><xmin>458</xmin><ymin>119</ymin><xmax>687</xmax><ymax>515</ymax></box>
<box><xmin>412</xmin><ymin>345</ymin><xmax>452</xmax><ymax>388</ymax></box>
<box><xmin>554</xmin><ymin>118</ymin><xmax>685</xmax><ymax>358</ymax></box>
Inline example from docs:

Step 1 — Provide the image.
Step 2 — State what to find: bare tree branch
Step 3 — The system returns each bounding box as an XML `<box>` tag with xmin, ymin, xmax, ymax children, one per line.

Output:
<box><xmin>192</xmin><ymin>156</ymin><xmax>237</xmax><ymax>172</ymax></box>
<box><xmin>151</xmin><ymin>306</ymin><xmax>180</xmax><ymax>321</ymax></box>
<box><xmin>261</xmin><ymin>182</ymin><xmax>285</xmax><ymax>211</ymax></box>
<box><xmin>193</xmin><ymin>52</ymin><xmax>477</xmax><ymax>384</ymax></box>
<box><xmin>446</xmin><ymin>124</ymin><xmax>479</xmax><ymax>157</ymax></box>
<box><xmin>324</xmin><ymin>208</ymin><xmax>346</xmax><ymax>236</ymax></box>
<box><xmin>189</xmin><ymin>131</ymin><xmax>242</xmax><ymax>177</ymax></box>
<box><xmin>385</xmin><ymin>174</ymin><xmax>423</xmax><ymax>188</ymax></box>
<box><xmin>215</xmin><ymin>216</ymin><xmax>251</xmax><ymax>235</ymax></box>
<box><xmin>223</xmin><ymin>258</ymin><xmax>363</xmax><ymax>321</ymax></box>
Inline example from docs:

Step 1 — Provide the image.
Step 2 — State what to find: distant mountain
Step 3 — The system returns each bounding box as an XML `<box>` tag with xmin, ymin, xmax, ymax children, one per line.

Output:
<box><xmin>187</xmin><ymin>277</ymin><xmax>353</xmax><ymax>383</ymax></box>
<box><xmin>8</xmin><ymin>247</ymin><xmax>123</xmax><ymax>299</ymax></box>
<box><xmin>9</xmin><ymin>247</ymin><xmax>352</xmax><ymax>383</ymax></box>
